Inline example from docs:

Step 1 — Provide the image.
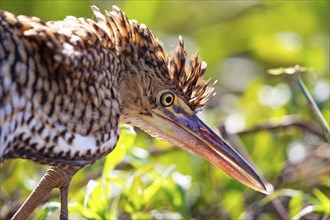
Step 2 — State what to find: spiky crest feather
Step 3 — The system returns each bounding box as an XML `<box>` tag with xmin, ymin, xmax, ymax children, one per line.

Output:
<box><xmin>92</xmin><ymin>6</ymin><xmax>215</xmax><ymax>112</ymax></box>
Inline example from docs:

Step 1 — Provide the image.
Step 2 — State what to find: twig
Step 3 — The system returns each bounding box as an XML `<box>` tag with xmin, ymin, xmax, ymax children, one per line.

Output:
<box><xmin>269</xmin><ymin>198</ymin><xmax>290</xmax><ymax>220</ymax></box>
<box><xmin>221</xmin><ymin>115</ymin><xmax>325</xmax><ymax>140</ymax></box>
<box><xmin>296</xmin><ymin>75</ymin><xmax>330</xmax><ymax>141</ymax></box>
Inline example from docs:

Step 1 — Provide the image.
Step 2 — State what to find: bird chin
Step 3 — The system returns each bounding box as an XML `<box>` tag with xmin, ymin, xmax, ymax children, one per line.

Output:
<box><xmin>123</xmin><ymin>114</ymin><xmax>197</xmax><ymax>154</ymax></box>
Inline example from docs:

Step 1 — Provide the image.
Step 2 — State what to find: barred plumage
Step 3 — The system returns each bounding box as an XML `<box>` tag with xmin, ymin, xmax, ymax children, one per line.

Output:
<box><xmin>0</xmin><ymin>5</ymin><xmax>267</xmax><ymax>219</ymax></box>
<box><xmin>1</xmin><ymin>8</ymin><xmax>121</xmax><ymax>166</ymax></box>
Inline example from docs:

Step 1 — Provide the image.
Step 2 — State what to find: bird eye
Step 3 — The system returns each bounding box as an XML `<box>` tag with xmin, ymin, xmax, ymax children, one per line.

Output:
<box><xmin>159</xmin><ymin>91</ymin><xmax>175</xmax><ymax>107</ymax></box>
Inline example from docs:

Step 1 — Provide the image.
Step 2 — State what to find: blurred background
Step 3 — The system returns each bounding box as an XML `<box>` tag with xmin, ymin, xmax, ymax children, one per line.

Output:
<box><xmin>0</xmin><ymin>1</ymin><xmax>329</xmax><ymax>219</ymax></box>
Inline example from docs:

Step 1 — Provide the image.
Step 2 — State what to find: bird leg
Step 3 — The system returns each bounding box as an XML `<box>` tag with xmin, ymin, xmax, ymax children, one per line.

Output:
<box><xmin>11</xmin><ymin>166</ymin><xmax>79</xmax><ymax>220</ymax></box>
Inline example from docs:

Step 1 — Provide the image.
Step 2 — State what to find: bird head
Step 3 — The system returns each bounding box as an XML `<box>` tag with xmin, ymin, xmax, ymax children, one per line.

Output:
<box><xmin>92</xmin><ymin>6</ymin><xmax>268</xmax><ymax>194</ymax></box>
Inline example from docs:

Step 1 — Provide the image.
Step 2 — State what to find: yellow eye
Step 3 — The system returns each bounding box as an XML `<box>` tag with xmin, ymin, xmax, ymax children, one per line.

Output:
<box><xmin>159</xmin><ymin>91</ymin><xmax>175</xmax><ymax>107</ymax></box>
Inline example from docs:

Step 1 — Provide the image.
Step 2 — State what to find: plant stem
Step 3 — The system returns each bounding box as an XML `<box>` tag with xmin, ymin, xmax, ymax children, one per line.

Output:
<box><xmin>296</xmin><ymin>76</ymin><xmax>330</xmax><ymax>141</ymax></box>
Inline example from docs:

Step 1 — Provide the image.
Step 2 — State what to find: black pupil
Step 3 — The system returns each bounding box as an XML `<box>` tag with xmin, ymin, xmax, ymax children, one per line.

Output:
<box><xmin>165</xmin><ymin>96</ymin><xmax>172</xmax><ymax>104</ymax></box>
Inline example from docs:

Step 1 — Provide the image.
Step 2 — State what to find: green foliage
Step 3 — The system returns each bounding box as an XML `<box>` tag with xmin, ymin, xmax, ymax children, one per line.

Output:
<box><xmin>289</xmin><ymin>191</ymin><xmax>303</xmax><ymax>219</ymax></box>
<box><xmin>0</xmin><ymin>1</ymin><xmax>329</xmax><ymax>219</ymax></box>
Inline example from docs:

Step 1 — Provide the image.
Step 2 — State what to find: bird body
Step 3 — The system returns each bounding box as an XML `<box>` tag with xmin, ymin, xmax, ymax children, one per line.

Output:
<box><xmin>0</xmin><ymin>7</ymin><xmax>122</xmax><ymax>166</ymax></box>
<box><xmin>0</xmin><ymin>6</ymin><xmax>268</xmax><ymax>219</ymax></box>
<box><xmin>0</xmin><ymin>5</ymin><xmax>215</xmax><ymax>168</ymax></box>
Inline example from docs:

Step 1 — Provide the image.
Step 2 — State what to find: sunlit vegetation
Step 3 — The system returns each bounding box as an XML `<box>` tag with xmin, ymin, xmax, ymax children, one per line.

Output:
<box><xmin>1</xmin><ymin>1</ymin><xmax>329</xmax><ymax>219</ymax></box>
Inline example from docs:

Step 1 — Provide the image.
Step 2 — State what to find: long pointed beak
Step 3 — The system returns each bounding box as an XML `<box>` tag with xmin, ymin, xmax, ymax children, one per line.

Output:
<box><xmin>136</xmin><ymin>105</ymin><xmax>268</xmax><ymax>194</ymax></box>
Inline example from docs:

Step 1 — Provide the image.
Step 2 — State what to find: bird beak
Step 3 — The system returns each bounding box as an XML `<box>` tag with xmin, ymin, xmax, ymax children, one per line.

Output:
<box><xmin>135</xmin><ymin>98</ymin><xmax>269</xmax><ymax>194</ymax></box>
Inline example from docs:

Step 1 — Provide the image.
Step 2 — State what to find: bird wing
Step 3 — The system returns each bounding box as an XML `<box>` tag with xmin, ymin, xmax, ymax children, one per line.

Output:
<box><xmin>0</xmin><ymin>10</ymin><xmax>120</xmax><ymax>166</ymax></box>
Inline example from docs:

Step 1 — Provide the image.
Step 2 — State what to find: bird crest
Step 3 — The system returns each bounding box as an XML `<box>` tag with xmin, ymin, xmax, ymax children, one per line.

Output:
<box><xmin>91</xmin><ymin>6</ymin><xmax>215</xmax><ymax>112</ymax></box>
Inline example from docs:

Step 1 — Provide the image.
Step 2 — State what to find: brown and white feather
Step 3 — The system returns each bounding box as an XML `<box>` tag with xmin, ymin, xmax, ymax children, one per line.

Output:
<box><xmin>0</xmin><ymin>5</ymin><xmax>215</xmax><ymax>167</ymax></box>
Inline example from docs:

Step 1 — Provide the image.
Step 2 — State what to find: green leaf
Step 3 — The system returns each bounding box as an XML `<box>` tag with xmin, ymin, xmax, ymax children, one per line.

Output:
<box><xmin>109</xmin><ymin>194</ymin><xmax>120</xmax><ymax>220</ymax></box>
<box><xmin>313</xmin><ymin>188</ymin><xmax>330</xmax><ymax>215</ymax></box>
<box><xmin>289</xmin><ymin>191</ymin><xmax>303</xmax><ymax>219</ymax></box>
<box><xmin>267</xmin><ymin>65</ymin><xmax>309</xmax><ymax>75</ymax></box>
<box><xmin>144</xmin><ymin>165</ymin><xmax>175</xmax><ymax>203</ymax></box>
<box><xmin>124</xmin><ymin>164</ymin><xmax>153</xmax><ymax>213</ymax></box>
<box><xmin>84</xmin><ymin>179</ymin><xmax>99</xmax><ymax>207</ymax></box>
<box><xmin>292</xmin><ymin>206</ymin><xmax>315</xmax><ymax>220</ymax></box>
<box><xmin>35</xmin><ymin>202</ymin><xmax>60</xmax><ymax>220</ymax></box>
<box><xmin>103</xmin><ymin>125</ymin><xmax>136</xmax><ymax>176</ymax></box>
<box><xmin>222</xmin><ymin>190</ymin><xmax>244</xmax><ymax>219</ymax></box>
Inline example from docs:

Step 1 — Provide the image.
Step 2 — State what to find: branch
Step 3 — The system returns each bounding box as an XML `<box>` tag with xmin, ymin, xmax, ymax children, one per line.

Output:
<box><xmin>220</xmin><ymin>115</ymin><xmax>325</xmax><ymax>140</ymax></box>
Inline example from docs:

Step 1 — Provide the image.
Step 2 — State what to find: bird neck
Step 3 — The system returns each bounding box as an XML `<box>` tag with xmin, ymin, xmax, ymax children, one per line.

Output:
<box><xmin>115</xmin><ymin>54</ymin><xmax>158</xmax><ymax>122</ymax></box>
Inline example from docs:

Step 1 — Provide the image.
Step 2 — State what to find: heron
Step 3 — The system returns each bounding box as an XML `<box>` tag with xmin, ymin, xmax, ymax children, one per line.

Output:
<box><xmin>0</xmin><ymin>5</ymin><xmax>268</xmax><ymax>219</ymax></box>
